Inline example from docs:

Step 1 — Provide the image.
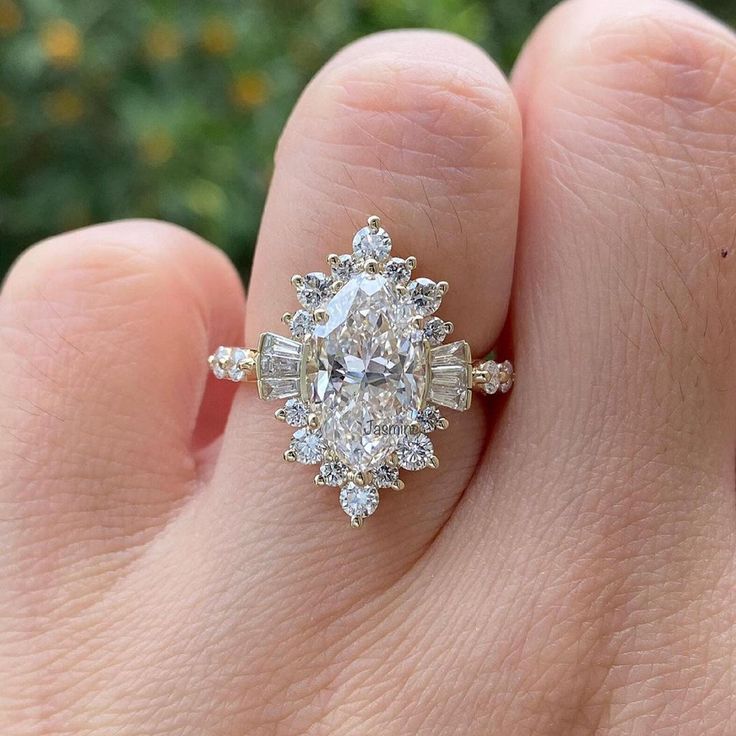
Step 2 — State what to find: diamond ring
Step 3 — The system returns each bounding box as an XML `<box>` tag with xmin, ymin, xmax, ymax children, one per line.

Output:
<box><xmin>208</xmin><ymin>216</ymin><xmax>514</xmax><ymax>527</ymax></box>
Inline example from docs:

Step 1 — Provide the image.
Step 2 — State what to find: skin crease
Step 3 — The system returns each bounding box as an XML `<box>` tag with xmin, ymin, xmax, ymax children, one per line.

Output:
<box><xmin>1</xmin><ymin>0</ymin><xmax>736</xmax><ymax>734</ymax></box>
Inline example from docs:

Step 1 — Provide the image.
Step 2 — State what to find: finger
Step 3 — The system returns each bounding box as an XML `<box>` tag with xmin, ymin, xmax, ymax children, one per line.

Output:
<box><xmin>432</xmin><ymin>0</ymin><xmax>736</xmax><ymax>727</ymax></box>
<box><xmin>0</xmin><ymin>220</ymin><xmax>245</xmax><ymax>571</ymax></box>
<box><xmin>247</xmin><ymin>31</ymin><xmax>519</xmax><ymax>351</ymax></box>
<box><xmin>203</xmin><ymin>32</ymin><xmax>521</xmax><ymax>578</ymax></box>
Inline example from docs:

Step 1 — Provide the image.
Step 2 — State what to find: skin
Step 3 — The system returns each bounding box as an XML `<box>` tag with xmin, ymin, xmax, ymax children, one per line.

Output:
<box><xmin>1</xmin><ymin>0</ymin><xmax>735</xmax><ymax>732</ymax></box>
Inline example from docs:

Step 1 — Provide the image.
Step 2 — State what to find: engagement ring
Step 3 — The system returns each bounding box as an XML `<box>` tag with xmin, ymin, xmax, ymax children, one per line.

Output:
<box><xmin>208</xmin><ymin>216</ymin><xmax>514</xmax><ymax>526</ymax></box>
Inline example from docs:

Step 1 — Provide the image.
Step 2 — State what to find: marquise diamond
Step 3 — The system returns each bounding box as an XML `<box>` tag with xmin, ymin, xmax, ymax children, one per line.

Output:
<box><xmin>309</xmin><ymin>273</ymin><xmax>427</xmax><ymax>471</ymax></box>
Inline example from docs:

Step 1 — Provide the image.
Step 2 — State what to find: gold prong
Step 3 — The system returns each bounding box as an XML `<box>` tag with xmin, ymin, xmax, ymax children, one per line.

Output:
<box><xmin>352</xmin><ymin>470</ymin><xmax>371</xmax><ymax>486</ymax></box>
<box><xmin>444</xmin><ymin>321</ymin><xmax>454</xmax><ymax>334</ymax></box>
<box><xmin>409</xmin><ymin>421</ymin><xmax>422</xmax><ymax>435</ymax></box>
<box><xmin>283</xmin><ymin>449</ymin><xmax>297</xmax><ymax>463</ymax></box>
<box><xmin>274</xmin><ymin>408</ymin><xmax>287</xmax><ymax>422</ymax></box>
<box><xmin>406</xmin><ymin>256</ymin><xmax>417</xmax><ymax>270</ymax></box>
<box><xmin>314</xmin><ymin>308</ymin><xmax>329</xmax><ymax>324</ymax></box>
<box><xmin>437</xmin><ymin>281</ymin><xmax>449</xmax><ymax>295</ymax></box>
<box><xmin>238</xmin><ymin>355</ymin><xmax>255</xmax><ymax>372</ymax></box>
<box><xmin>473</xmin><ymin>368</ymin><xmax>491</xmax><ymax>385</ymax></box>
<box><xmin>428</xmin><ymin>455</ymin><xmax>440</xmax><ymax>469</ymax></box>
<box><xmin>307</xmin><ymin>413</ymin><xmax>320</xmax><ymax>430</ymax></box>
<box><xmin>396</xmin><ymin>285</ymin><xmax>408</xmax><ymax>298</ymax></box>
<box><xmin>437</xmin><ymin>417</ymin><xmax>449</xmax><ymax>430</ymax></box>
<box><xmin>281</xmin><ymin>312</ymin><xmax>293</xmax><ymax>325</ymax></box>
<box><xmin>327</xmin><ymin>253</ymin><xmax>340</xmax><ymax>267</ymax></box>
<box><xmin>207</xmin><ymin>354</ymin><xmax>215</xmax><ymax>366</ymax></box>
<box><xmin>291</xmin><ymin>274</ymin><xmax>304</xmax><ymax>288</ymax></box>
<box><xmin>314</xmin><ymin>474</ymin><xmax>325</xmax><ymax>486</ymax></box>
<box><xmin>367</xmin><ymin>214</ymin><xmax>380</xmax><ymax>232</ymax></box>
<box><xmin>411</xmin><ymin>316</ymin><xmax>423</xmax><ymax>330</ymax></box>
<box><xmin>364</xmin><ymin>258</ymin><xmax>379</xmax><ymax>275</ymax></box>
<box><xmin>394</xmin><ymin>479</ymin><xmax>405</xmax><ymax>491</ymax></box>
<box><xmin>331</xmin><ymin>280</ymin><xmax>343</xmax><ymax>292</ymax></box>
<box><xmin>350</xmin><ymin>515</ymin><xmax>364</xmax><ymax>528</ymax></box>
<box><xmin>388</xmin><ymin>452</ymin><xmax>399</xmax><ymax>467</ymax></box>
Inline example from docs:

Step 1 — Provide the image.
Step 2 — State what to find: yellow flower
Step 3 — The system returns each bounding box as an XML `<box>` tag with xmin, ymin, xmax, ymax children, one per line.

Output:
<box><xmin>231</xmin><ymin>72</ymin><xmax>269</xmax><ymax>109</ymax></box>
<box><xmin>144</xmin><ymin>22</ymin><xmax>181</xmax><ymax>61</ymax></box>
<box><xmin>42</xmin><ymin>88</ymin><xmax>84</xmax><ymax>124</ymax></box>
<box><xmin>138</xmin><ymin>130</ymin><xmax>174</xmax><ymax>167</ymax></box>
<box><xmin>201</xmin><ymin>17</ymin><xmax>236</xmax><ymax>56</ymax></box>
<box><xmin>41</xmin><ymin>19</ymin><xmax>81</xmax><ymax>68</ymax></box>
<box><xmin>0</xmin><ymin>0</ymin><xmax>22</xmax><ymax>35</ymax></box>
<box><xmin>186</xmin><ymin>179</ymin><xmax>226</xmax><ymax>218</ymax></box>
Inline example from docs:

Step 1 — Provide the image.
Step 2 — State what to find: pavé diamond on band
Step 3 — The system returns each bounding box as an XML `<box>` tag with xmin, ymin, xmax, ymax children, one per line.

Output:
<box><xmin>207</xmin><ymin>216</ymin><xmax>514</xmax><ymax>527</ymax></box>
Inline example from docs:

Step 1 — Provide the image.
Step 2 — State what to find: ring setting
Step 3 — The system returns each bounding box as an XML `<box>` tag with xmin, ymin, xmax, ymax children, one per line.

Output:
<box><xmin>208</xmin><ymin>216</ymin><xmax>513</xmax><ymax>527</ymax></box>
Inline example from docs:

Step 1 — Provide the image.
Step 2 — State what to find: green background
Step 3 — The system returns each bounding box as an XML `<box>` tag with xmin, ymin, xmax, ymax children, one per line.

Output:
<box><xmin>1</xmin><ymin>0</ymin><xmax>733</xmax><ymax>279</ymax></box>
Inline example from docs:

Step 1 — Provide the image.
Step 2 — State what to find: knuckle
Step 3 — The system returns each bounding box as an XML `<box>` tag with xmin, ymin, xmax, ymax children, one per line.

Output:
<box><xmin>277</xmin><ymin>31</ymin><xmax>519</xmax><ymax>172</ymax></box>
<box><xmin>2</xmin><ymin>219</ymin><xmax>201</xmax><ymax>304</ymax></box>
<box><xmin>561</xmin><ymin>1</ymin><xmax>736</xmax><ymax>118</ymax></box>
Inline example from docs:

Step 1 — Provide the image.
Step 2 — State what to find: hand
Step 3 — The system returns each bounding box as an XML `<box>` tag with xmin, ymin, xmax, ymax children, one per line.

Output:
<box><xmin>2</xmin><ymin>1</ymin><xmax>735</xmax><ymax>733</ymax></box>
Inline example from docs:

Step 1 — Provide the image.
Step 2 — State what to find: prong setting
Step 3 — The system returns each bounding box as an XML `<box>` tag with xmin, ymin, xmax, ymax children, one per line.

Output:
<box><xmin>210</xmin><ymin>215</ymin><xmax>513</xmax><ymax>526</ymax></box>
<box><xmin>364</xmin><ymin>258</ymin><xmax>380</xmax><ymax>275</ymax></box>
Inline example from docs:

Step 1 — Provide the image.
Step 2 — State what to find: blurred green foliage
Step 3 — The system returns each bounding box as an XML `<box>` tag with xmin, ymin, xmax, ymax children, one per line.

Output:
<box><xmin>1</xmin><ymin>0</ymin><xmax>734</xmax><ymax>278</ymax></box>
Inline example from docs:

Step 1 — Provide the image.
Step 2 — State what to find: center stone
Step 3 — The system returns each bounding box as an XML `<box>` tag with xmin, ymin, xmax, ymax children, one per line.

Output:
<box><xmin>309</xmin><ymin>273</ymin><xmax>427</xmax><ymax>470</ymax></box>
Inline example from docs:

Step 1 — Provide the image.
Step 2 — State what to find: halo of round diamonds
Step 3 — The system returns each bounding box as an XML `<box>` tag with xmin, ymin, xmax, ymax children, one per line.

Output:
<box><xmin>296</xmin><ymin>272</ymin><xmax>331</xmax><ymax>309</ymax></box>
<box><xmin>330</xmin><ymin>254</ymin><xmax>355</xmax><ymax>282</ymax></box>
<box><xmin>290</xmin><ymin>428</ymin><xmax>326</xmax><ymax>464</ymax></box>
<box><xmin>283</xmin><ymin>398</ymin><xmax>308</xmax><ymax>427</ymax></box>
<box><xmin>384</xmin><ymin>257</ymin><xmax>411</xmax><ymax>285</ymax></box>
<box><xmin>339</xmin><ymin>483</ymin><xmax>379</xmax><ymax>519</ymax></box>
<box><xmin>397</xmin><ymin>433</ymin><xmax>434</xmax><ymax>470</ymax></box>
<box><xmin>320</xmin><ymin>460</ymin><xmax>349</xmax><ymax>487</ymax></box>
<box><xmin>352</xmin><ymin>225</ymin><xmax>391</xmax><ymax>261</ymax></box>
<box><xmin>423</xmin><ymin>317</ymin><xmax>450</xmax><ymax>346</ymax></box>
<box><xmin>289</xmin><ymin>309</ymin><xmax>315</xmax><ymax>340</ymax></box>
<box><xmin>374</xmin><ymin>463</ymin><xmax>399</xmax><ymax>489</ymax></box>
<box><xmin>409</xmin><ymin>278</ymin><xmax>443</xmax><ymax>316</ymax></box>
<box><xmin>415</xmin><ymin>405</ymin><xmax>442</xmax><ymax>433</ymax></box>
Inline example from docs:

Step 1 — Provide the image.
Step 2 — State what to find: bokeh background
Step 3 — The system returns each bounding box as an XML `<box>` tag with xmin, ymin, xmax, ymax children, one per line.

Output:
<box><xmin>1</xmin><ymin>0</ymin><xmax>733</xmax><ymax>279</ymax></box>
